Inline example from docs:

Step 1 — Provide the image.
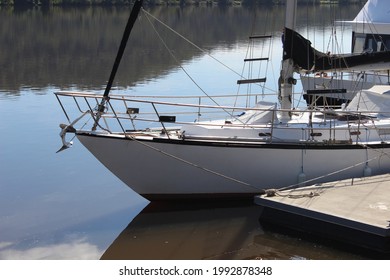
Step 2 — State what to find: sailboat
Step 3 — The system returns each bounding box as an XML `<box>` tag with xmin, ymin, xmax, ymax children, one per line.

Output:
<box><xmin>301</xmin><ymin>0</ymin><xmax>390</xmax><ymax>107</ymax></box>
<box><xmin>56</xmin><ymin>0</ymin><xmax>390</xmax><ymax>201</ymax></box>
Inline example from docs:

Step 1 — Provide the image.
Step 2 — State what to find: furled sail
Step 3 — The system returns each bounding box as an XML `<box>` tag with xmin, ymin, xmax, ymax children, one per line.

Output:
<box><xmin>283</xmin><ymin>27</ymin><xmax>390</xmax><ymax>73</ymax></box>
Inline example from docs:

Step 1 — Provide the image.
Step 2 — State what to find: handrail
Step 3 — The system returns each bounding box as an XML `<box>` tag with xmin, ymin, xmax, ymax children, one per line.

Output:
<box><xmin>54</xmin><ymin>90</ymin><xmax>390</xmax><ymax>146</ymax></box>
<box><xmin>54</xmin><ymin>90</ymin><xmax>390</xmax><ymax>116</ymax></box>
<box><xmin>55</xmin><ymin>90</ymin><xmax>277</xmax><ymax>99</ymax></box>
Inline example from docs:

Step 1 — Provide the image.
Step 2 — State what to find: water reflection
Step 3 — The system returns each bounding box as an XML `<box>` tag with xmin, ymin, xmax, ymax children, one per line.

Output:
<box><xmin>0</xmin><ymin>238</ymin><xmax>101</xmax><ymax>260</ymax></box>
<box><xmin>102</xmin><ymin>202</ymin><xmax>365</xmax><ymax>260</ymax></box>
<box><xmin>0</xmin><ymin>88</ymin><xmax>148</xmax><ymax>260</ymax></box>
<box><xmin>0</xmin><ymin>4</ymin><xmax>362</xmax><ymax>93</ymax></box>
<box><xmin>0</xmin><ymin>195</ymin><xmax>148</xmax><ymax>259</ymax></box>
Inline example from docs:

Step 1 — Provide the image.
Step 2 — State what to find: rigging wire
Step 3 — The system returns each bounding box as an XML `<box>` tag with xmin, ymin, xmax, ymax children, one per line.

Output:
<box><xmin>142</xmin><ymin>8</ymin><xmax>276</xmax><ymax>126</ymax></box>
<box><xmin>142</xmin><ymin>9</ymin><xmax>277</xmax><ymax>97</ymax></box>
<box><xmin>141</xmin><ymin>8</ymin><xmax>248</xmax><ymax>82</ymax></box>
<box><xmin>143</xmin><ymin>9</ymin><xmax>254</xmax><ymax>121</ymax></box>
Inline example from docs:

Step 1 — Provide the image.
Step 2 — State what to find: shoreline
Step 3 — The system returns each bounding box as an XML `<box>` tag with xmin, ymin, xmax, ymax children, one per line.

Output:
<box><xmin>0</xmin><ymin>0</ymin><xmax>366</xmax><ymax>8</ymax></box>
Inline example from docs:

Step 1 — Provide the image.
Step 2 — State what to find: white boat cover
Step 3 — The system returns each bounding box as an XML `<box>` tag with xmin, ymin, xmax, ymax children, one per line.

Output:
<box><xmin>346</xmin><ymin>85</ymin><xmax>390</xmax><ymax>117</ymax></box>
<box><xmin>236</xmin><ymin>101</ymin><xmax>278</xmax><ymax>124</ymax></box>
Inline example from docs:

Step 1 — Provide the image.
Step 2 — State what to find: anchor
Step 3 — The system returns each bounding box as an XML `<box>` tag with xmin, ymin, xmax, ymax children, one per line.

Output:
<box><xmin>56</xmin><ymin>124</ymin><xmax>76</xmax><ymax>153</ymax></box>
<box><xmin>56</xmin><ymin>111</ymin><xmax>90</xmax><ymax>153</ymax></box>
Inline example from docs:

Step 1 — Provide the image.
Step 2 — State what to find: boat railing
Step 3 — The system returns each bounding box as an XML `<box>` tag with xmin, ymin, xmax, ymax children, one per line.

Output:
<box><xmin>55</xmin><ymin>90</ymin><xmax>390</xmax><ymax>143</ymax></box>
<box><xmin>301</xmin><ymin>71</ymin><xmax>390</xmax><ymax>94</ymax></box>
<box><xmin>55</xmin><ymin>90</ymin><xmax>278</xmax><ymax>126</ymax></box>
<box><xmin>337</xmin><ymin>71</ymin><xmax>390</xmax><ymax>84</ymax></box>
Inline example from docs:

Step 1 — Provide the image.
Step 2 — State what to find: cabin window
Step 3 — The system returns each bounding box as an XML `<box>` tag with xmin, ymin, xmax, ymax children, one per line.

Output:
<box><xmin>372</xmin><ymin>35</ymin><xmax>390</xmax><ymax>51</ymax></box>
<box><xmin>384</xmin><ymin>39</ymin><xmax>390</xmax><ymax>51</ymax></box>
<box><xmin>352</xmin><ymin>33</ymin><xmax>365</xmax><ymax>53</ymax></box>
<box><xmin>366</xmin><ymin>38</ymin><xmax>377</xmax><ymax>52</ymax></box>
<box><xmin>353</xmin><ymin>33</ymin><xmax>390</xmax><ymax>53</ymax></box>
<box><xmin>377</xmin><ymin>41</ymin><xmax>383</xmax><ymax>52</ymax></box>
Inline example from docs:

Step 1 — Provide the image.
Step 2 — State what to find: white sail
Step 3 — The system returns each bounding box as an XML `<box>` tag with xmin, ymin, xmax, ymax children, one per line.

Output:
<box><xmin>353</xmin><ymin>0</ymin><xmax>390</xmax><ymax>23</ymax></box>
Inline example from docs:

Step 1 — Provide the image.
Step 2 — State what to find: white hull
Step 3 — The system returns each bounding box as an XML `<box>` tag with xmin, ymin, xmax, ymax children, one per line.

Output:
<box><xmin>77</xmin><ymin>133</ymin><xmax>390</xmax><ymax>200</ymax></box>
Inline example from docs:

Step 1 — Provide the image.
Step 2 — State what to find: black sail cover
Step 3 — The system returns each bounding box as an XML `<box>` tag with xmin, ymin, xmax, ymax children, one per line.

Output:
<box><xmin>283</xmin><ymin>27</ymin><xmax>390</xmax><ymax>72</ymax></box>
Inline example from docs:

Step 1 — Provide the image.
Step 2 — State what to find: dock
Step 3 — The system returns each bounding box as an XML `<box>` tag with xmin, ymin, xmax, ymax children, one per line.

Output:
<box><xmin>254</xmin><ymin>174</ymin><xmax>390</xmax><ymax>255</ymax></box>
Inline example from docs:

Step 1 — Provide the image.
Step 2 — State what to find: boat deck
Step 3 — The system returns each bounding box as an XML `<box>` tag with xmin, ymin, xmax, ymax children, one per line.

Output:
<box><xmin>254</xmin><ymin>174</ymin><xmax>390</xmax><ymax>255</ymax></box>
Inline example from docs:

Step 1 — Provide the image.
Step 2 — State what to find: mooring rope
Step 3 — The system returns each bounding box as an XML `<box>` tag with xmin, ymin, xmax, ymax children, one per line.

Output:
<box><xmin>124</xmin><ymin>133</ymin><xmax>266</xmax><ymax>194</ymax></box>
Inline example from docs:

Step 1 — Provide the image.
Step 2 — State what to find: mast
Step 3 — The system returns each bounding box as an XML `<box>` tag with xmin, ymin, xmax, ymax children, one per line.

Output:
<box><xmin>279</xmin><ymin>0</ymin><xmax>297</xmax><ymax>123</ymax></box>
<box><xmin>93</xmin><ymin>0</ymin><xmax>143</xmax><ymax>131</ymax></box>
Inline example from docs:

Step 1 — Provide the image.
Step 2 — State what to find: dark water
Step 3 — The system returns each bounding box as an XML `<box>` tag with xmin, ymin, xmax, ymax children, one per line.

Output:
<box><xmin>0</xmin><ymin>4</ymin><xmax>374</xmax><ymax>259</ymax></box>
<box><xmin>101</xmin><ymin>202</ymin><xmax>371</xmax><ymax>260</ymax></box>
